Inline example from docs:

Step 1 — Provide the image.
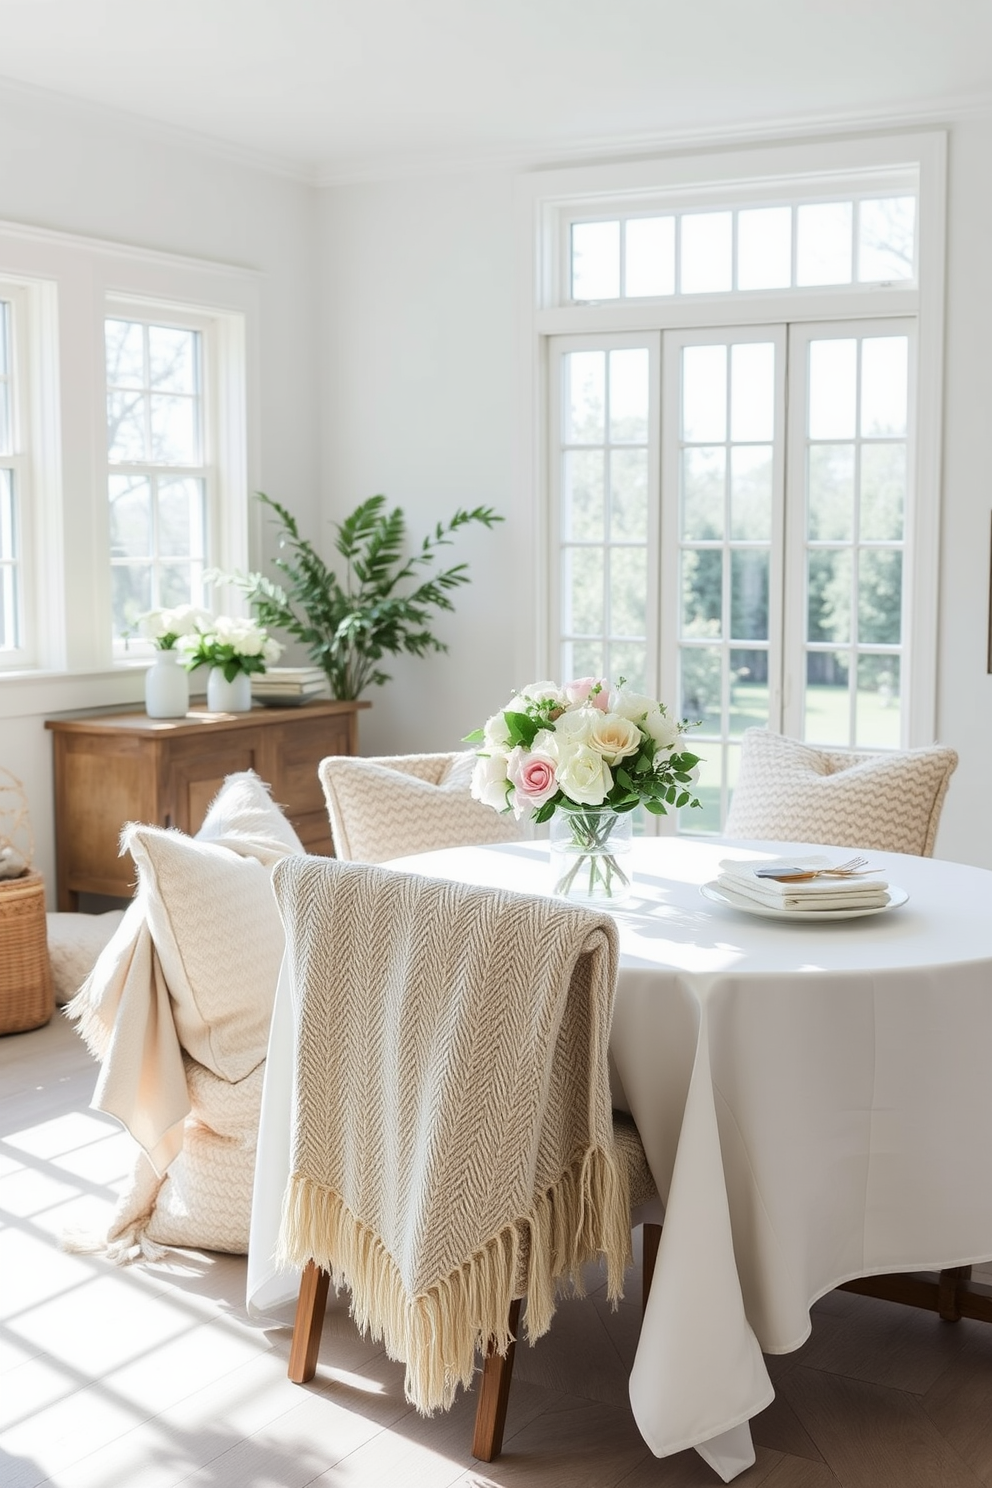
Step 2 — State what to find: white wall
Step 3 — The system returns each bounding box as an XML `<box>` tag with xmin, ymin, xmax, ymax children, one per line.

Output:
<box><xmin>318</xmin><ymin>171</ymin><xmax>525</xmax><ymax>759</ymax></box>
<box><xmin>316</xmin><ymin>121</ymin><xmax>992</xmax><ymax>866</ymax></box>
<box><xmin>0</xmin><ymin>84</ymin><xmax>320</xmax><ymax>898</ymax></box>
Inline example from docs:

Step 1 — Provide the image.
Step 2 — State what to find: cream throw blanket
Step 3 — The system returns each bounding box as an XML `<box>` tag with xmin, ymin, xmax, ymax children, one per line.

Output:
<box><xmin>273</xmin><ymin>855</ymin><xmax>632</xmax><ymax>1414</ymax></box>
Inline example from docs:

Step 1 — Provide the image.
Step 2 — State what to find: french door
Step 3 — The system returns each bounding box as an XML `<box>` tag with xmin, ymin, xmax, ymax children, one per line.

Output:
<box><xmin>550</xmin><ymin>316</ymin><xmax>915</xmax><ymax>832</ymax></box>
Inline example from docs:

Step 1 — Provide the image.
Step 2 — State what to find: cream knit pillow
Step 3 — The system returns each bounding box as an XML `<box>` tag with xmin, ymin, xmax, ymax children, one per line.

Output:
<box><xmin>319</xmin><ymin>750</ymin><xmax>521</xmax><ymax>864</ymax></box>
<box><xmin>724</xmin><ymin>729</ymin><xmax>958</xmax><ymax>856</ymax></box>
<box><xmin>123</xmin><ymin>771</ymin><xmax>304</xmax><ymax>1082</ymax></box>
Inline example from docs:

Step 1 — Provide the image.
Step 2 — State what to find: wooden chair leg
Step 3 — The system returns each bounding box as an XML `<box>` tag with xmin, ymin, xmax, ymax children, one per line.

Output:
<box><xmin>288</xmin><ymin>1260</ymin><xmax>331</xmax><ymax>1383</ymax></box>
<box><xmin>642</xmin><ymin>1222</ymin><xmax>662</xmax><ymax>1313</ymax></box>
<box><xmin>938</xmin><ymin>1265</ymin><xmax>972</xmax><ymax>1322</ymax></box>
<box><xmin>472</xmin><ymin>1297</ymin><xmax>522</xmax><ymax>1462</ymax></box>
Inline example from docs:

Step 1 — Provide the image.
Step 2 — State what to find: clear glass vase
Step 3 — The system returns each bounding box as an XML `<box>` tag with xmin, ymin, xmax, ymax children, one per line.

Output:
<box><xmin>549</xmin><ymin>807</ymin><xmax>633</xmax><ymax>905</ymax></box>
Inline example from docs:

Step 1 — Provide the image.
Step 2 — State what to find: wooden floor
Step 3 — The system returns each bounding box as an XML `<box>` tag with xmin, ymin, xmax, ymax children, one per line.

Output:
<box><xmin>4</xmin><ymin>1020</ymin><xmax>992</xmax><ymax>1488</ymax></box>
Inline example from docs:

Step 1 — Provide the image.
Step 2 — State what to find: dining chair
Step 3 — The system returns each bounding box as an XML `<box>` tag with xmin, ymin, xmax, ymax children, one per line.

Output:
<box><xmin>318</xmin><ymin>749</ymin><xmax>521</xmax><ymax>863</ymax></box>
<box><xmin>271</xmin><ymin>853</ymin><xmax>661</xmax><ymax>1462</ymax></box>
<box><xmin>724</xmin><ymin>728</ymin><xmax>958</xmax><ymax>856</ymax></box>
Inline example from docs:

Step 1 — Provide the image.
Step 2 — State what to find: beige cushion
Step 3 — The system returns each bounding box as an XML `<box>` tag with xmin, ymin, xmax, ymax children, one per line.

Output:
<box><xmin>319</xmin><ymin>750</ymin><xmax>521</xmax><ymax>864</ymax></box>
<box><xmin>47</xmin><ymin>910</ymin><xmax>126</xmax><ymax>1006</ymax></box>
<box><xmin>724</xmin><ymin>729</ymin><xmax>958</xmax><ymax>856</ymax></box>
<box><xmin>123</xmin><ymin>773</ymin><xmax>304</xmax><ymax>1083</ymax></box>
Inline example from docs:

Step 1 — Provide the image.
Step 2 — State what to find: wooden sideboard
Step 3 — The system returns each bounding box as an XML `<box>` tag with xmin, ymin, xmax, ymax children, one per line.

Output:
<box><xmin>45</xmin><ymin>699</ymin><xmax>369</xmax><ymax>909</ymax></box>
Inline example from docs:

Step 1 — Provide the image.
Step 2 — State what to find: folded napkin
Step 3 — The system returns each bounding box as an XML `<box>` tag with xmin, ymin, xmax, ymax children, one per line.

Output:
<box><xmin>717</xmin><ymin>855</ymin><xmax>889</xmax><ymax>912</ymax></box>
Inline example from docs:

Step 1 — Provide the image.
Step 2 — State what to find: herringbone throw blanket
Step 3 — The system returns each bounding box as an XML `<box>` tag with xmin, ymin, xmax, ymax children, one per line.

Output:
<box><xmin>273</xmin><ymin>855</ymin><xmax>631</xmax><ymax>1414</ymax></box>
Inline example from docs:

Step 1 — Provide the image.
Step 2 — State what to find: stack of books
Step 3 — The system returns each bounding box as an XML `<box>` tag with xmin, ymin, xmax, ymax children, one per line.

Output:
<box><xmin>252</xmin><ymin>667</ymin><xmax>330</xmax><ymax>707</ymax></box>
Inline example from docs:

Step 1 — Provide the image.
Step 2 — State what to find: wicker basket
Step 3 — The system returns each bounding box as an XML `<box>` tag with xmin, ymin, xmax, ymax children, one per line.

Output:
<box><xmin>0</xmin><ymin>869</ymin><xmax>54</xmax><ymax>1034</ymax></box>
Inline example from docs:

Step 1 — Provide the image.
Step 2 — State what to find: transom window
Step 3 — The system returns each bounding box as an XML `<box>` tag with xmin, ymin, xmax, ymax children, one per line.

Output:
<box><xmin>569</xmin><ymin>193</ymin><xmax>916</xmax><ymax>302</ymax></box>
<box><xmin>105</xmin><ymin>315</ymin><xmax>209</xmax><ymax>644</ymax></box>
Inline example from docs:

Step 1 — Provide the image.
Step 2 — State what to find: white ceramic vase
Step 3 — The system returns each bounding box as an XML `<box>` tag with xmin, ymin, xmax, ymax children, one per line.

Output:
<box><xmin>144</xmin><ymin>648</ymin><xmax>190</xmax><ymax>719</ymax></box>
<box><xmin>207</xmin><ymin>665</ymin><xmax>252</xmax><ymax>713</ymax></box>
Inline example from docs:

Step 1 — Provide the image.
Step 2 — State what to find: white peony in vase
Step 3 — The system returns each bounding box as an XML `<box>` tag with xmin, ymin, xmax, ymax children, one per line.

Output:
<box><xmin>144</xmin><ymin>648</ymin><xmax>190</xmax><ymax>719</ymax></box>
<box><xmin>206</xmin><ymin>666</ymin><xmax>252</xmax><ymax>713</ymax></box>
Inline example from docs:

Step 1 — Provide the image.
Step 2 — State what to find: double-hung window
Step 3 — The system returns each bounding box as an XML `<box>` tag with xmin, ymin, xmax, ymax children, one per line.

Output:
<box><xmin>531</xmin><ymin>135</ymin><xmax>944</xmax><ymax>833</ymax></box>
<box><xmin>0</xmin><ymin>288</ymin><xmax>29</xmax><ymax>660</ymax></box>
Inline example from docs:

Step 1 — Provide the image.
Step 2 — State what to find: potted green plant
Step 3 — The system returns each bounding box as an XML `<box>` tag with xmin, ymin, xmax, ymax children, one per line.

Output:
<box><xmin>224</xmin><ymin>492</ymin><xmax>502</xmax><ymax>701</ymax></box>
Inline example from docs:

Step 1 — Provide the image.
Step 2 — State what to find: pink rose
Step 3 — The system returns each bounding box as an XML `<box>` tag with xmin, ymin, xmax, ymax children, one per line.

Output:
<box><xmin>565</xmin><ymin>677</ymin><xmax>610</xmax><ymax>711</ymax></box>
<box><xmin>507</xmin><ymin>746</ymin><xmax>558</xmax><ymax>816</ymax></box>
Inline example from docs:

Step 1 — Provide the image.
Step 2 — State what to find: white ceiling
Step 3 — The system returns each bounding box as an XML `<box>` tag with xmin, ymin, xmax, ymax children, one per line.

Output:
<box><xmin>0</xmin><ymin>0</ymin><xmax>990</xmax><ymax>181</ymax></box>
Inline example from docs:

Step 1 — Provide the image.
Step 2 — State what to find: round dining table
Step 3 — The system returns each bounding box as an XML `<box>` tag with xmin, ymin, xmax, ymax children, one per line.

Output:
<box><xmin>247</xmin><ymin>834</ymin><xmax>992</xmax><ymax>1482</ymax></box>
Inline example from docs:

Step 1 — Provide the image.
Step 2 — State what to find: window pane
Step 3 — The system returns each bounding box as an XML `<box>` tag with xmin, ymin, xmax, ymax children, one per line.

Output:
<box><xmin>564</xmin><ymin>352</ymin><xmax>605</xmax><ymax>444</ymax></box>
<box><xmin>796</xmin><ymin>201</ymin><xmax>853</xmax><ymax>285</ymax></box>
<box><xmin>858</xmin><ymin>197</ymin><xmax>915</xmax><ymax>283</ymax></box>
<box><xmin>680</xmin><ymin>647</ymin><xmax>722</xmax><ymax>733</ymax></box>
<box><xmin>563</xmin><ymin>450</ymin><xmax>604</xmax><ymax>541</ymax></box>
<box><xmin>148</xmin><ymin>326</ymin><xmax>198</xmax><ymax>394</ymax></box>
<box><xmin>0</xmin><ymin>565</ymin><xmax>16</xmax><ymax>650</ymax></box>
<box><xmin>108</xmin><ymin>475</ymin><xmax>152</xmax><ymax>558</ymax></box>
<box><xmin>805</xmin><ymin>651</ymin><xmax>850</xmax><ymax>745</ymax></box>
<box><xmin>808</xmin><ymin>549</ymin><xmax>851</xmax><ymax>643</ymax></box>
<box><xmin>730</xmin><ymin>446</ymin><xmax>772</xmax><ymax>541</ymax></box>
<box><xmin>571</xmin><ymin>221</ymin><xmax>620</xmax><ymax>300</ymax></box>
<box><xmin>107</xmin><ymin>390</ymin><xmax>148</xmax><ymax>463</ymax></box>
<box><xmin>687</xmin><ymin>748</ymin><xmax>722</xmax><ymax>832</ymax></box>
<box><xmin>682</xmin><ymin>548</ymin><xmax>722</xmax><ymax>637</ymax></box>
<box><xmin>610</xmin><ymin>449</ymin><xmax>648</xmax><ymax>541</ymax></box>
<box><xmin>808</xmin><ymin>444</ymin><xmax>855</xmax><ymax>541</ymax></box>
<box><xmin>609</xmin><ymin>348</ymin><xmax>649</xmax><ymax>443</ymax></box>
<box><xmin>0</xmin><ymin>468</ymin><xmax>13</xmax><ymax>560</ymax></box>
<box><xmin>730</xmin><ymin>550</ymin><xmax>769</xmax><ymax>641</ymax></box>
<box><xmin>111</xmin><ymin>564</ymin><xmax>152</xmax><ymax>639</ymax></box>
<box><xmin>565</xmin><ymin>546</ymin><xmax>604</xmax><ymax>633</ymax></box>
<box><xmin>0</xmin><ymin>381</ymin><xmax>9</xmax><ymax>457</ymax></box>
<box><xmin>858</xmin><ymin>548</ymin><xmax>902</xmax><ymax>644</ymax></box>
<box><xmin>729</xmin><ymin>649</ymin><xmax>769</xmax><ymax>735</ymax></box>
<box><xmin>609</xmin><ymin>546</ymin><xmax>647</xmax><ymax>636</ymax></box>
<box><xmin>730</xmin><ymin>343</ymin><xmax>774</xmax><ymax>442</ymax></box>
<box><xmin>565</xmin><ymin>639</ymin><xmax>604</xmax><ymax>680</ymax></box>
<box><xmin>856</xmin><ymin>654</ymin><xmax>901</xmax><ymax>747</ymax></box>
<box><xmin>159</xmin><ymin>562</ymin><xmax>195</xmax><ymax>609</ymax></box>
<box><xmin>105</xmin><ymin>318</ymin><xmax>145</xmax><ymax>388</ymax></box>
<box><xmin>860</xmin><ymin>337</ymin><xmax>908</xmax><ymax>437</ymax></box>
<box><xmin>159</xmin><ymin>477</ymin><xmax>205</xmax><ymax>559</ymax></box>
<box><xmin>680</xmin><ymin>212</ymin><xmax>733</xmax><ymax>294</ymax></box>
<box><xmin>808</xmin><ymin>339</ymin><xmax>857</xmax><ymax>440</ymax></box>
<box><xmin>0</xmin><ymin>300</ymin><xmax>8</xmax><ymax>375</ymax></box>
<box><xmin>682</xmin><ymin>447</ymin><xmax>725</xmax><ymax>541</ymax></box>
<box><xmin>625</xmin><ymin>217</ymin><xmax>675</xmax><ymax>297</ymax></box>
<box><xmin>737</xmin><ymin>207</ymin><xmax>792</xmax><ymax>290</ymax></box>
<box><xmin>607</xmin><ymin>641</ymin><xmax>647</xmax><ymax>692</ymax></box>
<box><xmin>860</xmin><ymin>443</ymin><xmax>905</xmax><ymax>541</ymax></box>
<box><xmin>682</xmin><ymin>344</ymin><xmax>727</xmax><ymax>443</ymax></box>
<box><xmin>150</xmin><ymin>394</ymin><xmax>198</xmax><ymax>465</ymax></box>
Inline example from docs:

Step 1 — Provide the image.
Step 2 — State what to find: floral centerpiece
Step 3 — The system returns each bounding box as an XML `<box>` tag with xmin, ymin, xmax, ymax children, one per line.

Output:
<box><xmin>135</xmin><ymin>605</ymin><xmax>213</xmax><ymax>719</ymax></box>
<box><xmin>181</xmin><ymin>615</ymin><xmax>283</xmax><ymax>713</ymax></box>
<box><xmin>467</xmin><ymin>678</ymin><xmax>701</xmax><ymax>902</ymax></box>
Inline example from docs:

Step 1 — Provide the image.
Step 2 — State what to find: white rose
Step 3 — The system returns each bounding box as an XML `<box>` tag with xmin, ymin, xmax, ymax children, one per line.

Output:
<box><xmin>556</xmin><ymin>745</ymin><xmax>612</xmax><ymax>806</ymax></box>
<box><xmin>137</xmin><ymin>609</ymin><xmax>165</xmax><ymax>640</ymax></box>
<box><xmin>644</xmin><ymin>709</ymin><xmax>682</xmax><ymax>753</ymax></box>
<box><xmin>588</xmin><ymin>713</ymin><xmax>642</xmax><ymax>765</ymax></box>
<box><xmin>261</xmin><ymin>636</ymin><xmax>283</xmax><ymax>665</ymax></box>
<box><xmin>519</xmin><ymin>681</ymin><xmax>567</xmax><ymax>710</ymax></box>
<box><xmin>609</xmin><ymin>685</ymin><xmax>657</xmax><ymax>723</ymax></box>
<box><xmin>471</xmin><ymin>752</ymin><xmax>512</xmax><ymax>812</ymax></box>
<box><xmin>483</xmin><ymin>711</ymin><xmax>513</xmax><ymax>749</ymax></box>
<box><xmin>550</xmin><ymin>708</ymin><xmax>595</xmax><ymax>749</ymax></box>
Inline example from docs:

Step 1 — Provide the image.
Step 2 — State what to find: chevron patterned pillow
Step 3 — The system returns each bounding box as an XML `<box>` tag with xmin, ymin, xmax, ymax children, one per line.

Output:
<box><xmin>319</xmin><ymin>750</ymin><xmax>521</xmax><ymax>864</ymax></box>
<box><xmin>724</xmin><ymin>729</ymin><xmax>958</xmax><ymax>856</ymax></box>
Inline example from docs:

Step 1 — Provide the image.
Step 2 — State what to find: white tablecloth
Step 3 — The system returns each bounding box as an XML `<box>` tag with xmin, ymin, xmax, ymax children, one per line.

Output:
<box><xmin>247</xmin><ymin>836</ymin><xmax>992</xmax><ymax>1481</ymax></box>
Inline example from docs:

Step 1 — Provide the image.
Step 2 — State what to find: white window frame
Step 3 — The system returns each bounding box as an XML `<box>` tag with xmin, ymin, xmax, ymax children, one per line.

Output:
<box><xmin>515</xmin><ymin>130</ymin><xmax>946</xmax><ymax>749</ymax></box>
<box><xmin>0</xmin><ymin>219</ymin><xmax>258</xmax><ymax>714</ymax></box>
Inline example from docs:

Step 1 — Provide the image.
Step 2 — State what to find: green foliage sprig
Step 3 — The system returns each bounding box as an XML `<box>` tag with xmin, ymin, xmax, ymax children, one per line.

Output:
<box><xmin>227</xmin><ymin>493</ymin><xmax>503</xmax><ymax>701</ymax></box>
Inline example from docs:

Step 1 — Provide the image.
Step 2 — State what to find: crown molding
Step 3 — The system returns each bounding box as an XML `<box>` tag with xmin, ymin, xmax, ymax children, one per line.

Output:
<box><xmin>313</xmin><ymin>88</ymin><xmax>992</xmax><ymax>189</ymax></box>
<box><xmin>0</xmin><ymin>72</ymin><xmax>320</xmax><ymax>187</ymax></box>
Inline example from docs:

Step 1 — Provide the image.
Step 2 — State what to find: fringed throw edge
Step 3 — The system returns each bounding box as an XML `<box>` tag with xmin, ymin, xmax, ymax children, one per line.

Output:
<box><xmin>278</xmin><ymin>1142</ymin><xmax>632</xmax><ymax>1415</ymax></box>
